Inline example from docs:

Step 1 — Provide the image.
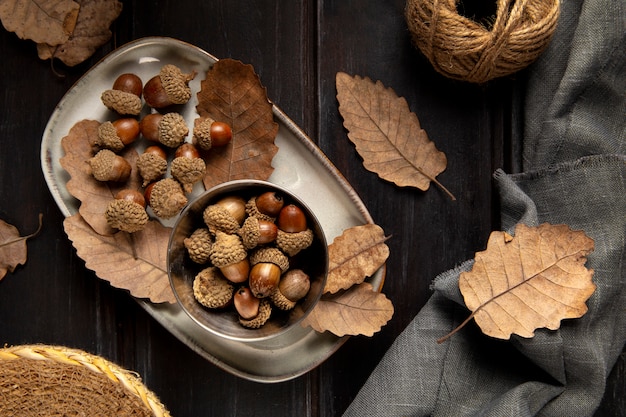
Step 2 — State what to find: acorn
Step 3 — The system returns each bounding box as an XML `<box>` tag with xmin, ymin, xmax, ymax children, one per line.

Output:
<box><xmin>183</xmin><ymin>227</ymin><xmax>213</xmax><ymax>264</ymax></box>
<box><xmin>239</xmin><ymin>298</ymin><xmax>272</xmax><ymax>329</ymax></box>
<box><xmin>270</xmin><ymin>269</ymin><xmax>310</xmax><ymax>310</ymax></box>
<box><xmin>192</xmin><ymin>117</ymin><xmax>233</xmax><ymax>151</ymax></box>
<box><xmin>203</xmin><ymin>196</ymin><xmax>247</xmax><ymax>234</ymax></box>
<box><xmin>88</xmin><ymin>149</ymin><xmax>131</xmax><ymax>182</ymax></box>
<box><xmin>192</xmin><ymin>267</ymin><xmax>234</xmax><ymax>309</ymax></box>
<box><xmin>233</xmin><ymin>287</ymin><xmax>261</xmax><ymax>320</ymax></box>
<box><xmin>275</xmin><ymin>204</ymin><xmax>314</xmax><ymax>256</ymax></box>
<box><xmin>104</xmin><ymin>189</ymin><xmax>149</xmax><ymax>233</ymax></box>
<box><xmin>146</xmin><ymin>178</ymin><xmax>188</xmax><ymax>219</ymax></box>
<box><xmin>238</xmin><ymin>216</ymin><xmax>278</xmax><ymax>249</ymax></box>
<box><xmin>136</xmin><ymin>145</ymin><xmax>168</xmax><ymax>187</ymax></box>
<box><xmin>255</xmin><ymin>191</ymin><xmax>284</xmax><ymax>217</ymax></box>
<box><xmin>170</xmin><ymin>143</ymin><xmax>206</xmax><ymax>193</ymax></box>
<box><xmin>140</xmin><ymin>112</ymin><xmax>189</xmax><ymax>148</ymax></box>
<box><xmin>248</xmin><ymin>247</ymin><xmax>289</xmax><ymax>298</ymax></box>
<box><xmin>93</xmin><ymin>118</ymin><xmax>140</xmax><ymax>152</ymax></box>
<box><xmin>278</xmin><ymin>269</ymin><xmax>310</xmax><ymax>302</ymax></box>
<box><xmin>245</xmin><ymin>192</ymin><xmax>284</xmax><ymax>222</ymax></box>
<box><xmin>101</xmin><ymin>73</ymin><xmax>143</xmax><ymax>115</ymax></box>
<box><xmin>143</xmin><ymin>64</ymin><xmax>197</xmax><ymax>109</ymax></box>
<box><xmin>209</xmin><ymin>231</ymin><xmax>250</xmax><ymax>283</ymax></box>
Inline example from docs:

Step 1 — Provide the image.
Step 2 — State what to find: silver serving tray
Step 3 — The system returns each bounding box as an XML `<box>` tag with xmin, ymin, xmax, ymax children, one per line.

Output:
<box><xmin>41</xmin><ymin>37</ymin><xmax>384</xmax><ymax>382</ymax></box>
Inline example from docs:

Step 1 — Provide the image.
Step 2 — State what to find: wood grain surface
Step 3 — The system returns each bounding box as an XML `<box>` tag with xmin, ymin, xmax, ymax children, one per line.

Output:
<box><xmin>0</xmin><ymin>1</ymin><xmax>622</xmax><ymax>416</ymax></box>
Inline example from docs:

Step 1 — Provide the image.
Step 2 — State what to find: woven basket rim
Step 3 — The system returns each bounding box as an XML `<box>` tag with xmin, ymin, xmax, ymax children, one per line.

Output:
<box><xmin>0</xmin><ymin>344</ymin><xmax>171</xmax><ymax>417</ymax></box>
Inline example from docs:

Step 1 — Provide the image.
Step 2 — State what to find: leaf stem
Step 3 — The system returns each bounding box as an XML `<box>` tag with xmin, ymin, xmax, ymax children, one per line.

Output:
<box><xmin>436</xmin><ymin>311</ymin><xmax>475</xmax><ymax>343</ymax></box>
<box><xmin>0</xmin><ymin>213</ymin><xmax>44</xmax><ymax>248</ymax></box>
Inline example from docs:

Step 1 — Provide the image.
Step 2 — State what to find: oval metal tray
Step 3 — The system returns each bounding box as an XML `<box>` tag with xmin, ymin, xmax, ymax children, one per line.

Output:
<box><xmin>41</xmin><ymin>37</ymin><xmax>384</xmax><ymax>382</ymax></box>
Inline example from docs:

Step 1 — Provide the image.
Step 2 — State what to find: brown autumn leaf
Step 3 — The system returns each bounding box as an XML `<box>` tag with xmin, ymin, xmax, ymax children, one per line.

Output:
<box><xmin>37</xmin><ymin>0</ymin><xmax>123</xmax><ymax>67</ymax></box>
<box><xmin>324</xmin><ymin>224</ymin><xmax>390</xmax><ymax>294</ymax></box>
<box><xmin>336</xmin><ymin>72</ymin><xmax>455</xmax><ymax>200</ymax></box>
<box><xmin>301</xmin><ymin>282</ymin><xmax>394</xmax><ymax>337</ymax></box>
<box><xmin>0</xmin><ymin>214</ymin><xmax>43</xmax><ymax>280</ymax></box>
<box><xmin>196</xmin><ymin>58</ymin><xmax>279</xmax><ymax>189</ymax></box>
<box><xmin>59</xmin><ymin>119</ymin><xmax>142</xmax><ymax>236</ymax></box>
<box><xmin>439</xmin><ymin>223</ymin><xmax>596</xmax><ymax>343</ymax></box>
<box><xmin>63</xmin><ymin>214</ymin><xmax>175</xmax><ymax>303</ymax></box>
<box><xmin>0</xmin><ymin>0</ymin><xmax>79</xmax><ymax>45</ymax></box>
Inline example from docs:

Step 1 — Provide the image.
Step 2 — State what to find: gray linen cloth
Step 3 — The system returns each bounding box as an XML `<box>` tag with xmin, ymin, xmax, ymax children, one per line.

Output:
<box><xmin>343</xmin><ymin>0</ymin><xmax>625</xmax><ymax>415</ymax></box>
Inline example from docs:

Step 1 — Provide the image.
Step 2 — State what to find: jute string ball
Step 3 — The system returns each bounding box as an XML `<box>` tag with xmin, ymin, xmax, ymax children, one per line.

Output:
<box><xmin>405</xmin><ymin>0</ymin><xmax>560</xmax><ymax>83</ymax></box>
<box><xmin>0</xmin><ymin>344</ymin><xmax>171</xmax><ymax>417</ymax></box>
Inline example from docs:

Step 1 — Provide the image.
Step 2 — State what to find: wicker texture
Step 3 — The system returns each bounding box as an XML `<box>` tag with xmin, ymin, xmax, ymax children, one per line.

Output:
<box><xmin>0</xmin><ymin>345</ymin><xmax>170</xmax><ymax>417</ymax></box>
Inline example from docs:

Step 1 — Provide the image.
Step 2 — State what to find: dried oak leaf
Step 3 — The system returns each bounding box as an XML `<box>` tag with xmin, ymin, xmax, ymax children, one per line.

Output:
<box><xmin>63</xmin><ymin>214</ymin><xmax>175</xmax><ymax>303</ymax></box>
<box><xmin>0</xmin><ymin>214</ymin><xmax>43</xmax><ymax>280</ymax></box>
<box><xmin>324</xmin><ymin>224</ymin><xmax>390</xmax><ymax>294</ymax></box>
<box><xmin>301</xmin><ymin>282</ymin><xmax>394</xmax><ymax>337</ymax></box>
<box><xmin>0</xmin><ymin>0</ymin><xmax>79</xmax><ymax>45</ymax></box>
<box><xmin>196</xmin><ymin>58</ymin><xmax>279</xmax><ymax>190</ymax></box>
<box><xmin>59</xmin><ymin>119</ymin><xmax>142</xmax><ymax>236</ymax></box>
<box><xmin>336</xmin><ymin>72</ymin><xmax>454</xmax><ymax>200</ymax></box>
<box><xmin>37</xmin><ymin>0</ymin><xmax>122</xmax><ymax>67</ymax></box>
<box><xmin>439</xmin><ymin>223</ymin><xmax>596</xmax><ymax>343</ymax></box>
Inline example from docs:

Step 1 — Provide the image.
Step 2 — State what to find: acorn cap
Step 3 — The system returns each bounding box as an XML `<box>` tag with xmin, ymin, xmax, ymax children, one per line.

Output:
<box><xmin>239</xmin><ymin>298</ymin><xmax>272</xmax><ymax>328</ymax></box>
<box><xmin>238</xmin><ymin>216</ymin><xmax>261</xmax><ymax>249</ymax></box>
<box><xmin>95</xmin><ymin>121</ymin><xmax>125</xmax><ymax>152</ymax></box>
<box><xmin>276</xmin><ymin>229</ymin><xmax>314</xmax><ymax>256</ymax></box>
<box><xmin>170</xmin><ymin>156</ymin><xmax>206</xmax><ymax>194</ymax></box>
<box><xmin>269</xmin><ymin>287</ymin><xmax>297</xmax><ymax>311</ymax></box>
<box><xmin>160</xmin><ymin>64</ymin><xmax>196</xmax><ymax>105</ymax></box>
<box><xmin>249</xmin><ymin>247</ymin><xmax>289</xmax><ymax>273</ymax></box>
<box><xmin>158</xmin><ymin>112</ymin><xmax>188</xmax><ymax>148</ymax></box>
<box><xmin>203</xmin><ymin>204</ymin><xmax>241</xmax><ymax>235</ymax></box>
<box><xmin>192</xmin><ymin>267</ymin><xmax>234</xmax><ymax>309</ymax></box>
<box><xmin>183</xmin><ymin>227</ymin><xmax>213</xmax><ymax>264</ymax></box>
<box><xmin>89</xmin><ymin>149</ymin><xmax>131</xmax><ymax>182</ymax></box>
<box><xmin>136</xmin><ymin>152</ymin><xmax>168</xmax><ymax>187</ymax></box>
<box><xmin>209</xmin><ymin>231</ymin><xmax>247</xmax><ymax>268</ymax></box>
<box><xmin>149</xmin><ymin>178</ymin><xmax>188</xmax><ymax>219</ymax></box>
<box><xmin>100</xmin><ymin>89</ymin><xmax>142</xmax><ymax>116</ymax></box>
<box><xmin>192</xmin><ymin>116</ymin><xmax>215</xmax><ymax>151</ymax></box>
<box><xmin>244</xmin><ymin>196</ymin><xmax>275</xmax><ymax>222</ymax></box>
<box><xmin>104</xmin><ymin>199</ymin><xmax>149</xmax><ymax>233</ymax></box>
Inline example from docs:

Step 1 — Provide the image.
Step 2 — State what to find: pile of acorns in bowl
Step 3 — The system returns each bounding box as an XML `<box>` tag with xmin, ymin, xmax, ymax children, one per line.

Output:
<box><xmin>179</xmin><ymin>185</ymin><xmax>323</xmax><ymax>330</ymax></box>
<box><xmin>89</xmin><ymin>64</ymin><xmax>233</xmax><ymax>233</ymax></box>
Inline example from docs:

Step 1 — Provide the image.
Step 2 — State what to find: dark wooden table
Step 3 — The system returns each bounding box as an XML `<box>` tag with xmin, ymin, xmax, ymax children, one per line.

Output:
<box><xmin>0</xmin><ymin>1</ymin><xmax>623</xmax><ymax>416</ymax></box>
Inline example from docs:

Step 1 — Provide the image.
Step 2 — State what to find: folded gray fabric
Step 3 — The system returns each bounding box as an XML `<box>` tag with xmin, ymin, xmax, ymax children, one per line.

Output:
<box><xmin>343</xmin><ymin>0</ymin><xmax>625</xmax><ymax>415</ymax></box>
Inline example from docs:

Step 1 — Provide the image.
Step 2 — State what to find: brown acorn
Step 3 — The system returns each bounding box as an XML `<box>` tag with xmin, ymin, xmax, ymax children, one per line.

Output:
<box><xmin>255</xmin><ymin>192</ymin><xmax>284</xmax><ymax>217</ymax></box>
<box><xmin>192</xmin><ymin>117</ymin><xmax>233</xmax><ymax>150</ymax></box>
<box><xmin>170</xmin><ymin>143</ymin><xmax>206</xmax><ymax>193</ymax></box>
<box><xmin>239</xmin><ymin>298</ymin><xmax>272</xmax><ymax>329</ymax></box>
<box><xmin>140</xmin><ymin>112</ymin><xmax>189</xmax><ymax>148</ymax></box>
<box><xmin>147</xmin><ymin>178</ymin><xmax>188</xmax><ymax>219</ymax></box>
<box><xmin>238</xmin><ymin>216</ymin><xmax>278</xmax><ymax>249</ymax></box>
<box><xmin>277</xmin><ymin>204</ymin><xmax>307</xmax><ymax>232</ymax></box>
<box><xmin>183</xmin><ymin>227</ymin><xmax>213</xmax><ymax>264</ymax></box>
<box><xmin>105</xmin><ymin>190</ymin><xmax>149</xmax><ymax>233</ymax></box>
<box><xmin>88</xmin><ymin>149</ymin><xmax>131</xmax><ymax>182</ymax></box>
<box><xmin>93</xmin><ymin>118</ymin><xmax>140</xmax><ymax>152</ymax></box>
<box><xmin>248</xmin><ymin>247</ymin><xmax>289</xmax><ymax>298</ymax></box>
<box><xmin>233</xmin><ymin>287</ymin><xmax>261</xmax><ymax>320</ymax></box>
<box><xmin>143</xmin><ymin>64</ymin><xmax>196</xmax><ymax>108</ymax></box>
<box><xmin>209</xmin><ymin>231</ymin><xmax>250</xmax><ymax>283</ymax></box>
<box><xmin>101</xmin><ymin>73</ymin><xmax>143</xmax><ymax>116</ymax></box>
<box><xmin>203</xmin><ymin>196</ymin><xmax>247</xmax><ymax>234</ymax></box>
<box><xmin>136</xmin><ymin>145</ymin><xmax>168</xmax><ymax>187</ymax></box>
<box><xmin>193</xmin><ymin>267</ymin><xmax>234</xmax><ymax>309</ymax></box>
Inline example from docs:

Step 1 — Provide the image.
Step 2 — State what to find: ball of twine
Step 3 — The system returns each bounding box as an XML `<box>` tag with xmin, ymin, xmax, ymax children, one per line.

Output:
<box><xmin>0</xmin><ymin>344</ymin><xmax>171</xmax><ymax>417</ymax></box>
<box><xmin>405</xmin><ymin>0</ymin><xmax>560</xmax><ymax>83</ymax></box>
